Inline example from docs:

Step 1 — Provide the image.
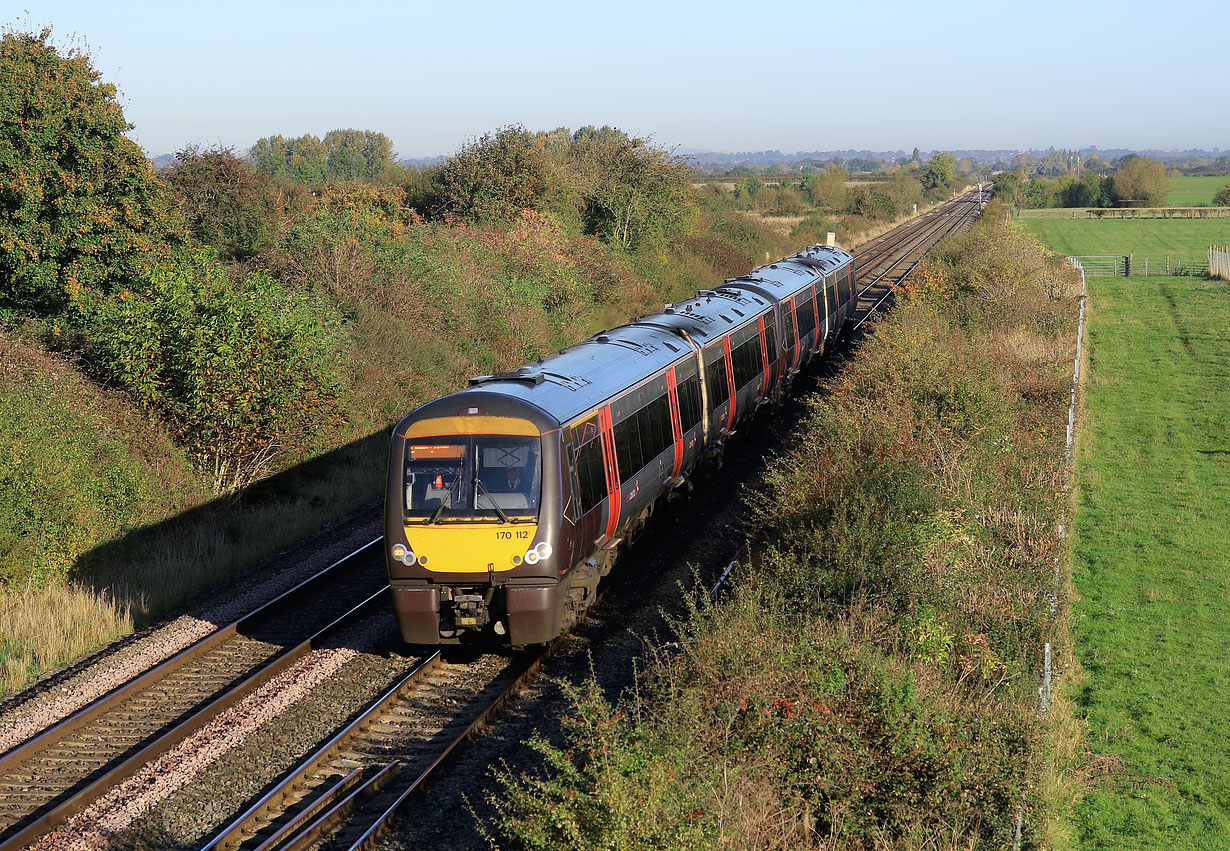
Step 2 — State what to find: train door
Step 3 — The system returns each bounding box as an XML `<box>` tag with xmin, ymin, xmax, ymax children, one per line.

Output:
<box><xmin>847</xmin><ymin>263</ymin><xmax>857</xmax><ymax>321</ymax></box>
<box><xmin>817</xmin><ymin>279</ymin><xmax>831</xmax><ymax>353</ymax></box>
<box><xmin>666</xmin><ymin>369</ymin><xmax>684</xmax><ymax>480</ymax></box>
<box><xmin>597</xmin><ymin>407</ymin><xmax>622</xmax><ymax>543</ymax></box>
<box><xmin>757</xmin><ymin>316</ymin><xmax>773</xmax><ymax>400</ymax></box>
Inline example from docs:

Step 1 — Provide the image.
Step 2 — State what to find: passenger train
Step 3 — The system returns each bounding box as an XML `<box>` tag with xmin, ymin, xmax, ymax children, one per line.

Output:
<box><xmin>384</xmin><ymin>244</ymin><xmax>857</xmax><ymax>645</ymax></box>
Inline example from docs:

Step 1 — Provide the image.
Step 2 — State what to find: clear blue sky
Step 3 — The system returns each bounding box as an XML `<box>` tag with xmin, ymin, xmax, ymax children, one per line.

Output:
<box><xmin>10</xmin><ymin>0</ymin><xmax>1228</xmax><ymax>158</ymax></box>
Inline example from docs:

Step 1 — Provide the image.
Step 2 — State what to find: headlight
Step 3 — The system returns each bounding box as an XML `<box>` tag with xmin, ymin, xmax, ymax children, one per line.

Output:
<box><xmin>523</xmin><ymin>541</ymin><xmax>552</xmax><ymax>566</ymax></box>
<box><xmin>390</xmin><ymin>543</ymin><xmax>416</xmax><ymax>566</ymax></box>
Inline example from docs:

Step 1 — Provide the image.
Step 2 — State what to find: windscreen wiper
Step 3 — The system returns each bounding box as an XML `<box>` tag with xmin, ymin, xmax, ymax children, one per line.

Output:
<box><xmin>428</xmin><ymin>474</ymin><xmax>463</xmax><ymax>524</ymax></box>
<box><xmin>474</xmin><ymin>477</ymin><xmax>511</xmax><ymax>523</ymax></box>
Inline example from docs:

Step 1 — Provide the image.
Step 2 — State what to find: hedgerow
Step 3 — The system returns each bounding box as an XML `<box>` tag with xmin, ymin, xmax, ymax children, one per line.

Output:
<box><xmin>491</xmin><ymin>213</ymin><xmax>1080</xmax><ymax>848</ymax></box>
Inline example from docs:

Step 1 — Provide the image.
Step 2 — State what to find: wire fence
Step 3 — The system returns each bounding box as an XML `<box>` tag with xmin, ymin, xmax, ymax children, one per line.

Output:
<box><xmin>1068</xmin><ymin>255</ymin><xmax>1210</xmax><ymax>277</ymax></box>
<box><xmin>1016</xmin><ymin>261</ymin><xmax>1086</xmax><ymax>851</ymax></box>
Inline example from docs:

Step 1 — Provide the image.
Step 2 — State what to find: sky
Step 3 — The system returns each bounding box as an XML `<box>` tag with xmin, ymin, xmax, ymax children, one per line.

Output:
<box><xmin>9</xmin><ymin>0</ymin><xmax>1229</xmax><ymax>159</ymax></box>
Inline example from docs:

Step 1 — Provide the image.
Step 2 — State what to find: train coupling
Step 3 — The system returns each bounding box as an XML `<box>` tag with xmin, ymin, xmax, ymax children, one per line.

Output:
<box><xmin>452</xmin><ymin>593</ymin><xmax>490</xmax><ymax>629</ymax></box>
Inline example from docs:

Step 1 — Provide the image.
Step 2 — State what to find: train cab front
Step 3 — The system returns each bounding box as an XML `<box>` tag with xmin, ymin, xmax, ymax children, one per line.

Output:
<box><xmin>384</xmin><ymin>396</ymin><xmax>566</xmax><ymax>646</ymax></box>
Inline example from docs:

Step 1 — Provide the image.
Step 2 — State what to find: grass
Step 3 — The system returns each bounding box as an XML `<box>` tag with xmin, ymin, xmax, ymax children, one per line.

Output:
<box><xmin>1067</xmin><ymin>273</ymin><xmax>1230</xmax><ymax>847</ymax></box>
<box><xmin>1020</xmin><ymin>218</ymin><xmax>1230</xmax><ymax>258</ymax></box>
<box><xmin>1167</xmin><ymin>176</ymin><xmax>1230</xmax><ymax>206</ymax></box>
<box><xmin>1</xmin><ymin>587</ymin><xmax>132</xmax><ymax>695</ymax></box>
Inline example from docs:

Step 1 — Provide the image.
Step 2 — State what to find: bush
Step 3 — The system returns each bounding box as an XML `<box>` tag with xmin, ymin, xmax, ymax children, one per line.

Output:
<box><xmin>163</xmin><ymin>145</ymin><xmax>290</xmax><ymax>261</ymax></box>
<box><xmin>437</xmin><ymin>125</ymin><xmax>548</xmax><ymax>222</ymax></box>
<box><xmin>79</xmin><ymin>254</ymin><xmax>347</xmax><ymax>493</ymax></box>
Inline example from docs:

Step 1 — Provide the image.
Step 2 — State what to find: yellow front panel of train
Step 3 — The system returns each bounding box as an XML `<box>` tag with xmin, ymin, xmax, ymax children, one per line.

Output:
<box><xmin>404</xmin><ymin>522</ymin><xmax>538</xmax><ymax>574</ymax></box>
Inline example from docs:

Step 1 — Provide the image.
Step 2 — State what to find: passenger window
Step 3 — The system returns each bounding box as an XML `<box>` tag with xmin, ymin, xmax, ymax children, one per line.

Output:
<box><xmin>678</xmin><ymin>374</ymin><xmax>702</xmax><ymax>432</ymax></box>
<box><xmin>796</xmin><ymin>298</ymin><xmax>816</xmax><ymax>339</ymax></box>
<box><xmin>705</xmin><ymin>353</ymin><xmax>730</xmax><ymax>412</ymax></box>
<box><xmin>765</xmin><ymin>322</ymin><xmax>777</xmax><ymax>363</ymax></box>
<box><xmin>784</xmin><ymin>305</ymin><xmax>796</xmax><ymax>350</ymax></box>
<box><xmin>613</xmin><ymin>414</ymin><xmax>643</xmax><ymax>481</ymax></box>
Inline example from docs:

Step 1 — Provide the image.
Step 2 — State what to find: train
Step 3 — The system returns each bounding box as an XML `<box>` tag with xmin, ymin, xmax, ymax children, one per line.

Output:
<box><xmin>383</xmin><ymin>244</ymin><xmax>857</xmax><ymax>645</ymax></box>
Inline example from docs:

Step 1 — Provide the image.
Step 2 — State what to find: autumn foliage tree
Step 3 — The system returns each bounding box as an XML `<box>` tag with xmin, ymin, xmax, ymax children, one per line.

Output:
<box><xmin>0</xmin><ymin>28</ymin><xmax>186</xmax><ymax>315</ymax></box>
<box><xmin>1110</xmin><ymin>156</ymin><xmax>1168</xmax><ymax>206</ymax></box>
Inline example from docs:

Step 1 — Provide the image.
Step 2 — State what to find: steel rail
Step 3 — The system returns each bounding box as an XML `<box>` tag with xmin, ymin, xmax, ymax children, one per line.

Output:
<box><xmin>0</xmin><ymin>582</ymin><xmax>390</xmax><ymax>850</ymax></box>
<box><xmin>0</xmin><ymin>538</ymin><xmax>385</xmax><ymax>774</ymax></box>
<box><xmin>201</xmin><ymin>651</ymin><xmax>444</xmax><ymax>851</ymax></box>
<box><xmin>853</xmin><ymin>193</ymin><xmax>983</xmax><ymax>331</ymax></box>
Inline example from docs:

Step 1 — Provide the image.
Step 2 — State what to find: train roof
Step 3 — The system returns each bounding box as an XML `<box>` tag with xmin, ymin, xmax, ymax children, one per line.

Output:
<box><xmin>433</xmin><ymin>285</ymin><xmax>773</xmax><ymax>428</ymax></box>
<box><xmin>402</xmin><ymin>248</ymin><xmax>849</xmax><ymax>431</ymax></box>
<box><xmin>725</xmin><ymin>244</ymin><xmax>853</xmax><ymax>299</ymax></box>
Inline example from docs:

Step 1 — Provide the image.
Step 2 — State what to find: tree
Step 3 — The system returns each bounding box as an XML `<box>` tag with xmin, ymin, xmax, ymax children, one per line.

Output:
<box><xmin>163</xmin><ymin>146</ymin><xmax>287</xmax><ymax>260</ymax></box>
<box><xmin>1110</xmin><ymin>157</ymin><xmax>1168</xmax><ymax>206</ymax></box>
<box><xmin>322</xmin><ymin>129</ymin><xmax>396</xmax><ymax>181</ymax></box>
<box><xmin>250</xmin><ymin>133</ymin><xmax>328</xmax><ymax>183</ymax></box>
<box><xmin>0</xmin><ymin>29</ymin><xmax>186</xmax><ymax>315</ymax></box>
<box><xmin>803</xmin><ymin>165</ymin><xmax>847</xmax><ymax>210</ymax></box>
<box><xmin>437</xmin><ymin>125</ymin><xmax>547</xmax><ymax>221</ymax></box>
<box><xmin>571</xmin><ymin>130</ymin><xmax>694</xmax><ymax>250</ymax></box>
<box><xmin>1213</xmin><ymin>184</ymin><xmax>1230</xmax><ymax>206</ymax></box>
<box><xmin>920</xmin><ymin>152</ymin><xmax>955</xmax><ymax>200</ymax></box>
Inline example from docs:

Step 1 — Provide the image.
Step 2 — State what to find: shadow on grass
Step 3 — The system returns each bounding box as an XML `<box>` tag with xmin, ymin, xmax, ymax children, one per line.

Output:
<box><xmin>69</xmin><ymin>428</ymin><xmax>392</xmax><ymax>628</ymax></box>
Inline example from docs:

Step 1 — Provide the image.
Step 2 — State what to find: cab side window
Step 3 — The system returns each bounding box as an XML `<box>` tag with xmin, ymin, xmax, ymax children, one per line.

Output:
<box><xmin>575</xmin><ymin>438</ymin><xmax>606</xmax><ymax>515</ymax></box>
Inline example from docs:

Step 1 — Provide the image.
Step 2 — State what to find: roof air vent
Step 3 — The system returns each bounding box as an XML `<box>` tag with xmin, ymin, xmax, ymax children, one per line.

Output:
<box><xmin>596</xmin><ymin>334</ymin><xmax>611</xmax><ymax>343</ymax></box>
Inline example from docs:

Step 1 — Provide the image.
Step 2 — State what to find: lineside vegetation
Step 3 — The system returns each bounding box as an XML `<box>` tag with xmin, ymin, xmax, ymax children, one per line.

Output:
<box><xmin>489</xmin><ymin>208</ymin><xmax>1082</xmax><ymax>849</ymax></box>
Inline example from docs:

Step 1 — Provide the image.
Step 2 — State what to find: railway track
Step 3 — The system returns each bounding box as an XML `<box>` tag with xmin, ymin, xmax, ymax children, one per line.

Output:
<box><xmin>201</xmin><ymin>647</ymin><xmax>547</xmax><ymax>851</ymax></box>
<box><xmin>852</xmin><ymin>188</ymin><xmax>985</xmax><ymax>326</ymax></box>
<box><xmin>0</xmin><ymin>189</ymin><xmax>985</xmax><ymax>850</ymax></box>
<box><xmin>0</xmin><ymin>542</ymin><xmax>388</xmax><ymax>850</ymax></box>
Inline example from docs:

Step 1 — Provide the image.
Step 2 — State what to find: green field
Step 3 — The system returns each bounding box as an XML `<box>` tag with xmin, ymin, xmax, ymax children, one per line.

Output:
<box><xmin>1168</xmin><ymin>175</ymin><xmax>1230</xmax><ymax>206</ymax></box>
<box><xmin>1067</xmin><ymin>271</ymin><xmax>1230</xmax><ymax>847</ymax></box>
<box><xmin>1021</xmin><ymin>218</ymin><xmax>1230</xmax><ymax>258</ymax></box>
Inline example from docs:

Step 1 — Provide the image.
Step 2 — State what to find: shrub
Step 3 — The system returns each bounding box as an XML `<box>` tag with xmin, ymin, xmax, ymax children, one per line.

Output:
<box><xmin>79</xmin><ymin>254</ymin><xmax>347</xmax><ymax>493</ymax></box>
<box><xmin>163</xmin><ymin>145</ymin><xmax>288</xmax><ymax>261</ymax></box>
<box><xmin>437</xmin><ymin>125</ymin><xmax>548</xmax><ymax>222</ymax></box>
